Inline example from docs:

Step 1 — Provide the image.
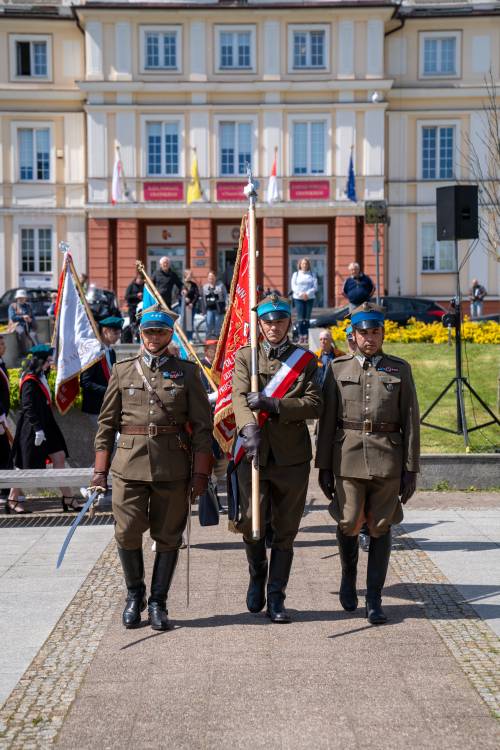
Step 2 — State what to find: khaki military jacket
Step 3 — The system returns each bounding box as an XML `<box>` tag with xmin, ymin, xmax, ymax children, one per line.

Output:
<box><xmin>232</xmin><ymin>342</ymin><xmax>323</xmax><ymax>467</ymax></box>
<box><xmin>315</xmin><ymin>352</ymin><xmax>420</xmax><ymax>479</ymax></box>
<box><xmin>95</xmin><ymin>354</ymin><xmax>212</xmax><ymax>482</ymax></box>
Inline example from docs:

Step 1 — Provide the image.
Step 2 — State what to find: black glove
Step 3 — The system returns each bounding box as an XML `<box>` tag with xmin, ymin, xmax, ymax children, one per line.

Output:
<box><xmin>240</xmin><ymin>423</ymin><xmax>261</xmax><ymax>468</ymax></box>
<box><xmin>318</xmin><ymin>469</ymin><xmax>335</xmax><ymax>500</ymax></box>
<box><xmin>246</xmin><ymin>392</ymin><xmax>279</xmax><ymax>414</ymax></box>
<box><xmin>400</xmin><ymin>470</ymin><xmax>417</xmax><ymax>504</ymax></box>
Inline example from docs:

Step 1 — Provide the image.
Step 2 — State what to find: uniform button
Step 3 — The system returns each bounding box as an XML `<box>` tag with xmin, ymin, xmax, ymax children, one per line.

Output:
<box><xmin>150</xmin><ymin>399</ymin><xmax>155</xmax><ymax>404</ymax></box>
<box><xmin>366</xmin><ymin>384</ymin><xmax>371</xmax><ymax>388</ymax></box>
<box><xmin>365</xmin><ymin>407</ymin><xmax>369</xmax><ymax>412</ymax></box>
<box><xmin>366</xmin><ymin>396</ymin><xmax>370</xmax><ymax>400</ymax></box>
<box><xmin>367</xmin><ymin>372</ymin><xmax>372</xmax><ymax>377</ymax></box>
<box><xmin>149</xmin><ymin>410</ymin><xmax>154</xmax><ymax>414</ymax></box>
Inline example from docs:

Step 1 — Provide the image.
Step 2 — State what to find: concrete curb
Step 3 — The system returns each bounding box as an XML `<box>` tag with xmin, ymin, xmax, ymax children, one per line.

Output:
<box><xmin>419</xmin><ymin>453</ymin><xmax>500</xmax><ymax>489</ymax></box>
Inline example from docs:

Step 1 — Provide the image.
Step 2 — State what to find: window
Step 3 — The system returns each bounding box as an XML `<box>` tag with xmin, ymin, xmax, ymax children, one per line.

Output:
<box><xmin>219</xmin><ymin>30</ymin><xmax>252</xmax><ymax>70</ymax></box>
<box><xmin>219</xmin><ymin>122</ymin><xmax>252</xmax><ymax>176</ymax></box>
<box><xmin>292</xmin><ymin>121</ymin><xmax>325</xmax><ymax>175</ymax></box>
<box><xmin>146</xmin><ymin>122</ymin><xmax>179</xmax><ymax>175</ymax></box>
<box><xmin>421</xmin><ymin>125</ymin><xmax>454</xmax><ymax>180</ymax></box>
<box><xmin>10</xmin><ymin>35</ymin><xmax>51</xmax><ymax>80</ymax></box>
<box><xmin>292</xmin><ymin>29</ymin><xmax>326</xmax><ymax>69</ymax></box>
<box><xmin>421</xmin><ymin>224</ymin><xmax>455</xmax><ymax>272</ymax></box>
<box><xmin>142</xmin><ymin>27</ymin><xmax>180</xmax><ymax>71</ymax></box>
<box><xmin>21</xmin><ymin>228</ymin><xmax>52</xmax><ymax>274</ymax></box>
<box><xmin>18</xmin><ymin>127</ymin><xmax>50</xmax><ymax>181</ymax></box>
<box><xmin>420</xmin><ymin>32</ymin><xmax>460</xmax><ymax>78</ymax></box>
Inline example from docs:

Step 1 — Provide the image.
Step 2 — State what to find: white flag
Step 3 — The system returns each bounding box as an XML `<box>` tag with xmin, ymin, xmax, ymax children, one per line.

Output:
<box><xmin>111</xmin><ymin>150</ymin><xmax>123</xmax><ymax>204</ymax></box>
<box><xmin>54</xmin><ymin>258</ymin><xmax>103</xmax><ymax>414</ymax></box>
<box><xmin>266</xmin><ymin>151</ymin><xmax>279</xmax><ymax>205</ymax></box>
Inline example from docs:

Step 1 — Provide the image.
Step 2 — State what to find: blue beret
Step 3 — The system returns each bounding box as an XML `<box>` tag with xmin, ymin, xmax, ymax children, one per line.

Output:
<box><xmin>29</xmin><ymin>344</ymin><xmax>54</xmax><ymax>359</ymax></box>
<box><xmin>99</xmin><ymin>316</ymin><xmax>124</xmax><ymax>329</ymax></box>
<box><xmin>140</xmin><ymin>310</ymin><xmax>175</xmax><ymax>330</ymax></box>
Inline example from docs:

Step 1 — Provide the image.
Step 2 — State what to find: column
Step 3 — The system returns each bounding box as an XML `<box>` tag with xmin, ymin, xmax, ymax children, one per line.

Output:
<box><xmin>262</xmin><ymin>218</ymin><xmax>285</xmax><ymax>294</ymax></box>
<box><xmin>116</xmin><ymin>219</ymin><xmax>139</xmax><ymax>307</ymax></box>
<box><xmin>88</xmin><ymin>218</ymin><xmax>111</xmax><ymax>289</ymax></box>
<box><xmin>334</xmin><ymin>217</ymin><xmax>357</xmax><ymax>306</ymax></box>
<box><xmin>190</xmin><ymin>218</ymin><xmax>212</xmax><ymax>285</ymax></box>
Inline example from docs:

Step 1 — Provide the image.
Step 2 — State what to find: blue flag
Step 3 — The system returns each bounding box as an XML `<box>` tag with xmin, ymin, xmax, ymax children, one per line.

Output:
<box><xmin>142</xmin><ymin>280</ymin><xmax>189</xmax><ymax>361</ymax></box>
<box><xmin>345</xmin><ymin>150</ymin><xmax>357</xmax><ymax>202</ymax></box>
<box><xmin>142</xmin><ymin>283</ymin><xmax>157</xmax><ymax>310</ymax></box>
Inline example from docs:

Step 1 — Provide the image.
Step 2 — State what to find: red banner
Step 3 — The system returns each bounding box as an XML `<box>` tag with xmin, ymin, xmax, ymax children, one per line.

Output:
<box><xmin>212</xmin><ymin>216</ymin><xmax>250</xmax><ymax>453</ymax></box>
<box><xmin>144</xmin><ymin>182</ymin><xmax>184</xmax><ymax>202</ymax></box>
<box><xmin>216</xmin><ymin>182</ymin><xmax>246</xmax><ymax>202</ymax></box>
<box><xmin>290</xmin><ymin>180</ymin><xmax>330</xmax><ymax>201</ymax></box>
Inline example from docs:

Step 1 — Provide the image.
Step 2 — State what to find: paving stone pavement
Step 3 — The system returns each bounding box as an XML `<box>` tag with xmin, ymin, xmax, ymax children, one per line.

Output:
<box><xmin>0</xmin><ymin>492</ymin><xmax>499</xmax><ymax>749</ymax></box>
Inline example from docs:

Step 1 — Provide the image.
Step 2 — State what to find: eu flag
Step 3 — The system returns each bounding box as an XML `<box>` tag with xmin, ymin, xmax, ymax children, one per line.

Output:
<box><xmin>345</xmin><ymin>150</ymin><xmax>357</xmax><ymax>202</ymax></box>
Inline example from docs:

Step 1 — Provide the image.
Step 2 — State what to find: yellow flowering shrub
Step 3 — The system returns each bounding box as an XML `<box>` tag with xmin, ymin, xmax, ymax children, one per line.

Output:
<box><xmin>331</xmin><ymin>317</ymin><xmax>500</xmax><ymax>345</ymax></box>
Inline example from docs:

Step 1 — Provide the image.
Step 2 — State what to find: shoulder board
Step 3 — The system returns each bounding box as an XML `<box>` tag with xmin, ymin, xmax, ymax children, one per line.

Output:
<box><xmin>115</xmin><ymin>354</ymin><xmax>140</xmax><ymax>366</ymax></box>
<box><xmin>382</xmin><ymin>354</ymin><xmax>409</xmax><ymax>366</ymax></box>
<box><xmin>332</xmin><ymin>354</ymin><xmax>355</xmax><ymax>364</ymax></box>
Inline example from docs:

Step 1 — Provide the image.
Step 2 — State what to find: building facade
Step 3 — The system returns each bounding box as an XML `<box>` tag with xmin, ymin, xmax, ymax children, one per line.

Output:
<box><xmin>0</xmin><ymin>0</ymin><xmax>499</xmax><ymax>312</ymax></box>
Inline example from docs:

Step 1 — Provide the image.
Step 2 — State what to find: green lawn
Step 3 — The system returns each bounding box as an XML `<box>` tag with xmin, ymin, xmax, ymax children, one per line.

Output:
<box><xmin>380</xmin><ymin>342</ymin><xmax>499</xmax><ymax>453</ymax></box>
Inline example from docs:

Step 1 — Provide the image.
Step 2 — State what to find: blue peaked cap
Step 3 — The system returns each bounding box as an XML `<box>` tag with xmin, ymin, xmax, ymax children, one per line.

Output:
<box><xmin>140</xmin><ymin>309</ymin><xmax>175</xmax><ymax>330</ymax></box>
<box><xmin>351</xmin><ymin>303</ymin><xmax>385</xmax><ymax>329</ymax></box>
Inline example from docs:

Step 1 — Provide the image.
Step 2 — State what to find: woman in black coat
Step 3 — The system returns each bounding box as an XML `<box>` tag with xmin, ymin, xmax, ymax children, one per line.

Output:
<box><xmin>7</xmin><ymin>345</ymin><xmax>82</xmax><ymax>514</ymax></box>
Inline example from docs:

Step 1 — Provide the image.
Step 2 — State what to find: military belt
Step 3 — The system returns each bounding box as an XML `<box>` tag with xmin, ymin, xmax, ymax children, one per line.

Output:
<box><xmin>338</xmin><ymin>419</ymin><xmax>400</xmax><ymax>434</ymax></box>
<box><xmin>121</xmin><ymin>424</ymin><xmax>181</xmax><ymax>437</ymax></box>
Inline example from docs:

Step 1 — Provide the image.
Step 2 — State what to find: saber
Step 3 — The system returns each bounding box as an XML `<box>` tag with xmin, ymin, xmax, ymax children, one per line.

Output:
<box><xmin>56</xmin><ymin>488</ymin><xmax>102</xmax><ymax>569</ymax></box>
<box><xmin>186</xmin><ymin>489</ymin><xmax>193</xmax><ymax>608</ymax></box>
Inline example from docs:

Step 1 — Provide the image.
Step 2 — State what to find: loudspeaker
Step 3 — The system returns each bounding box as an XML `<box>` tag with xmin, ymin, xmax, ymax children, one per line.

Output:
<box><xmin>436</xmin><ymin>185</ymin><xmax>478</xmax><ymax>241</ymax></box>
<box><xmin>364</xmin><ymin>200</ymin><xmax>388</xmax><ymax>225</ymax></box>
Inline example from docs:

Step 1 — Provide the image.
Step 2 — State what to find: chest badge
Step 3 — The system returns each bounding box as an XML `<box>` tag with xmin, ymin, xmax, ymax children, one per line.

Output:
<box><xmin>385</xmin><ymin>383</ymin><xmax>394</xmax><ymax>392</ymax></box>
<box><xmin>163</xmin><ymin>370</ymin><xmax>183</xmax><ymax>380</ymax></box>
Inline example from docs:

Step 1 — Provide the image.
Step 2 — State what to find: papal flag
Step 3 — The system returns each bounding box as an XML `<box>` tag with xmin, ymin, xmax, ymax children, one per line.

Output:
<box><xmin>53</xmin><ymin>254</ymin><xmax>103</xmax><ymax>414</ymax></box>
<box><xmin>111</xmin><ymin>146</ymin><xmax>124</xmax><ymax>204</ymax></box>
<box><xmin>266</xmin><ymin>148</ymin><xmax>279</xmax><ymax>205</ymax></box>
<box><xmin>187</xmin><ymin>149</ymin><xmax>203</xmax><ymax>205</ymax></box>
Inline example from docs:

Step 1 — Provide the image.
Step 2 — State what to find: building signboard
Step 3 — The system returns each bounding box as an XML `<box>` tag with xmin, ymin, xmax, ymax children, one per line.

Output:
<box><xmin>144</xmin><ymin>182</ymin><xmax>184</xmax><ymax>202</ymax></box>
<box><xmin>216</xmin><ymin>182</ymin><xmax>246</xmax><ymax>202</ymax></box>
<box><xmin>289</xmin><ymin>181</ymin><xmax>330</xmax><ymax>201</ymax></box>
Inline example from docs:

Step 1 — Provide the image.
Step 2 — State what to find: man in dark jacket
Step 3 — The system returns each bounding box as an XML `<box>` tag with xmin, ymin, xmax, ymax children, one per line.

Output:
<box><xmin>343</xmin><ymin>263</ymin><xmax>375</xmax><ymax>311</ymax></box>
<box><xmin>80</xmin><ymin>317</ymin><xmax>123</xmax><ymax>421</ymax></box>
<box><xmin>0</xmin><ymin>335</ymin><xmax>11</xmax><ymax>503</ymax></box>
<box><xmin>124</xmin><ymin>274</ymin><xmax>144</xmax><ymax>323</ymax></box>
<box><xmin>151</xmin><ymin>257</ymin><xmax>182</xmax><ymax>308</ymax></box>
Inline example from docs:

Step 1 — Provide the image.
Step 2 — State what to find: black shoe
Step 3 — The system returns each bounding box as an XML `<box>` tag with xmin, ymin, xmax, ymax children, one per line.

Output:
<box><xmin>336</xmin><ymin>527</ymin><xmax>359</xmax><ymax>612</ymax></box>
<box><xmin>148</xmin><ymin>550</ymin><xmax>179</xmax><ymax>631</ymax></box>
<box><xmin>365</xmin><ymin>530</ymin><xmax>391</xmax><ymax>625</ymax></box>
<box><xmin>244</xmin><ymin>539</ymin><xmax>268</xmax><ymax>613</ymax></box>
<box><xmin>117</xmin><ymin>548</ymin><xmax>147</xmax><ymax>629</ymax></box>
<box><xmin>266</xmin><ymin>549</ymin><xmax>293</xmax><ymax>624</ymax></box>
<box><xmin>61</xmin><ymin>496</ymin><xmax>85</xmax><ymax>513</ymax></box>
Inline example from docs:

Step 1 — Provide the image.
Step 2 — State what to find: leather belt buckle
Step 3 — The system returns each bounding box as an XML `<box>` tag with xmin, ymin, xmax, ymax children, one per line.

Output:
<box><xmin>148</xmin><ymin>423</ymin><xmax>158</xmax><ymax>438</ymax></box>
<box><xmin>363</xmin><ymin>419</ymin><xmax>372</xmax><ymax>434</ymax></box>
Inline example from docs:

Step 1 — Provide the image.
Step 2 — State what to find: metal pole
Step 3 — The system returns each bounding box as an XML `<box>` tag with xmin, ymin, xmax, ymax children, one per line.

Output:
<box><xmin>375</xmin><ymin>222</ymin><xmax>381</xmax><ymax>304</ymax></box>
<box><xmin>245</xmin><ymin>167</ymin><xmax>261</xmax><ymax>541</ymax></box>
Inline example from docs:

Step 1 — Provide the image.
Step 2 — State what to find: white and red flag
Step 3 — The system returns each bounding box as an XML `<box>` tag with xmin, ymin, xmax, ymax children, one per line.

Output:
<box><xmin>111</xmin><ymin>147</ymin><xmax>124</xmax><ymax>204</ymax></box>
<box><xmin>53</xmin><ymin>254</ymin><xmax>103</xmax><ymax>414</ymax></box>
<box><xmin>212</xmin><ymin>217</ymin><xmax>250</xmax><ymax>452</ymax></box>
<box><xmin>266</xmin><ymin>148</ymin><xmax>279</xmax><ymax>205</ymax></box>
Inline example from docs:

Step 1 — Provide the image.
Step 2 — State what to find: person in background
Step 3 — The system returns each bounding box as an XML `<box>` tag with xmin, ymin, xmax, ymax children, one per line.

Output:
<box><xmin>8</xmin><ymin>290</ymin><xmax>38</xmax><ymax>354</ymax></box>
<box><xmin>345</xmin><ymin>324</ymin><xmax>357</xmax><ymax>354</ymax></box>
<box><xmin>8</xmin><ymin>345</ymin><xmax>81</xmax><ymax>514</ymax></box>
<box><xmin>80</xmin><ymin>274</ymin><xmax>89</xmax><ymax>293</ymax></box>
<box><xmin>181</xmin><ymin>269</ymin><xmax>200</xmax><ymax>342</ymax></box>
<box><xmin>291</xmin><ymin>257</ymin><xmax>318</xmax><ymax>345</ymax></box>
<box><xmin>202</xmin><ymin>271</ymin><xmax>227</xmax><ymax>338</ymax></box>
<box><xmin>124</xmin><ymin>273</ymin><xmax>144</xmax><ymax>324</ymax></box>
<box><xmin>47</xmin><ymin>292</ymin><xmax>58</xmax><ymax>318</ymax></box>
<box><xmin>469</xmin><ymin>279</ymin><xmax>487</xmax><ymax>319</ymax></box>
<box><xmin>151</xmin><ymin>256</ymin><xmax>183</xmax><ymax>309</ymax></box>
<box><xmin>315</xmin><ymin>329</ymin><xmax>344</xmax><ymax>387</ymax></box>
<box><xmin>343</xmin><ymin>263</ymin><xmax>375</xmax><ymax>311</ymax></box>
<box><xmin>80</xmin><ymin>317</ymin><xmax>123</xmax><ymax>425</ymax></box>
<box><xmin>201</xmin><ymin>338</ymin><xmax>227</xmax><ymax>512</ymax></box>
<box><xmin>0</xmin><ymin>335</ymin><xmax>11</xmax><ymax>508</ymax></box>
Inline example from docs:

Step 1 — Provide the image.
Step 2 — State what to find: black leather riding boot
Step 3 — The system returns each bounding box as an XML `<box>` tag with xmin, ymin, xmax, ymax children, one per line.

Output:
<box><xmin>117</xmin><ymin>547</ymin><xmax>146</xmax><ymax>629</ymax></box>
<box><xmin>244</xmin><ymin>539</ymin><xmax>268</xmax><ymax>613</ymax></box>
<box><xmin>266</xmin><ymin>549</ymin><xmax>294</xmax><ymax>624</ymax></box>
<box><xmin>336</xmin><ymin>527</ymin><xmax>359</xmax><ymax>612</ymax></box>
<box><xmin>366</xmin><ymin>530</ymin><xmax>392</xmax><ymax>625</ymax></box>
<box><xmin>148</xmin><ymin>550</ymin><xmax>179</xmax><ymax>631</ymax></box>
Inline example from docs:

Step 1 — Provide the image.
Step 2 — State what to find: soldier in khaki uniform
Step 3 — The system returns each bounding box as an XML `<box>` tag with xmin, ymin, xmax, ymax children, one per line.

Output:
<box><xmin>232</xmin><ymin>294</ymin><xmax>322</xmax><ymax>623</ymax></box>
<box><xmin>92</xmin><ymin>306</ymin><xmax>212</xmax><ymax>631</ymax></box>
<box><xmin>316</xmin><ymin>303</ymin><xmax>419</xmax><ymax>624</ymax></box>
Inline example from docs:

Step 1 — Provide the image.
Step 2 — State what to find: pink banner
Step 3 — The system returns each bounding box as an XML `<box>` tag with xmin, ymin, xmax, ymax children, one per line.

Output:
<box><xmin>290</xmin><ymin>180</ymin><xmax>330</xmax><ymax>201</ymax></box>
<box><xmin>216</xmin><ymin>182</ymin><xmax>246</xmax><ymax>202</ymax></box>
<box><xmin>144</xmin><ymin>182</ymin><xmax>184</xmax><ymax>202</ymax></box>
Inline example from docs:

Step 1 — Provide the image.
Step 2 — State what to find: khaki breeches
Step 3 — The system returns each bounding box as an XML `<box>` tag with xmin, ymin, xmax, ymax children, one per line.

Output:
<box><xmin>111</xmin><ymin>473</ymin><xmax>189</xmax><ymax>552</ymax></box>
<box><xmin>330</xmin><ymin>476</ymin><xmax>403</xmax><ymax>537</ymax></box>
<box><xmin>236</xmin><ymin>459</ymin><xmax>309</xmax><ymax>549</ymax></box>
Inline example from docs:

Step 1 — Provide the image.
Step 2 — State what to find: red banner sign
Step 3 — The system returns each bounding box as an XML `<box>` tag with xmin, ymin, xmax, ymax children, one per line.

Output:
<box><xmin>216</xmin><ymin>182</ymin><xmax>246</xmax><ymax>202</ymax></box>
<box><xmin>144</xmin><ymin>182</ymin><xmax>184</xmax><ymax>202</ymax></box>
<box><xmin>290</xmin><ymin>180</ymin><xmax>330</xmax><ymax>201</ymax></box>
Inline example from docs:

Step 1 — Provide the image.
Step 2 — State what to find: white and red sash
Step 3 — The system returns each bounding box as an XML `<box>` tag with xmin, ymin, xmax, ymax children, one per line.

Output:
<box><xmin>101</xmin><ymin>355</ymin><xmax>111</xmax><ymax>382</ymax></box>
<box><xmin>20</xmin><ymin>373</ymin><xmax>52</xmax><ymax>406</ymax></box>
<box><xmin>233</xmin><ymin>347</ymin><xmax>314</xmax><ymax>464</ymax></box>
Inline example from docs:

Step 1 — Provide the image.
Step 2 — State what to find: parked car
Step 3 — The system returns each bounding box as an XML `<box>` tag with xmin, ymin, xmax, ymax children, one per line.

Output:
<box><xmin>475</xmin><ymin>312</ymin><xmax>500</xmax><ymax>323</ymax></box>
<box><xmin>298</xmin><ymin>296</ymin><xmax>446</xmax><ymax>335</ymax></box>
<box><xmin>0</xmin><ymin>287</ymin><xmax>57</xmax><ymax>324</ymax></box>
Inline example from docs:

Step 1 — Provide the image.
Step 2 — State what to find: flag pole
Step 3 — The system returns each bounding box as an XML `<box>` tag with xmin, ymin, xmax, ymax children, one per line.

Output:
<box><xmin>135</xmin><ymin>260</ymin><xmax>217</xmax><ymax>392</ymax></box>
<box><xmin>244</xmin><ymin>166</ymin><xmax>261</xmax><ymax>541</ymax></box>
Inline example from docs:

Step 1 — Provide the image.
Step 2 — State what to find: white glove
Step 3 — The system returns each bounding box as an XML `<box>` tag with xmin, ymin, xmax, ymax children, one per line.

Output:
<box><xmin>34</xmin><ymin>430</ymin><xmax>46</xmax><ymax>447</ymax></box>
<box><xmin>208</xmin><ymin>391</ymin><xmax>217</xmax><ymax>405</ymax></box>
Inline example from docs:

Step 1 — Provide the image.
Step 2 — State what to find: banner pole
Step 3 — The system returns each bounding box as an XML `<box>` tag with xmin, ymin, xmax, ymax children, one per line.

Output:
<box><xmin>136</xmin><ymin>261</ymin><xmax>217</xmax><ymax>392</ymax></box>
<box><xmin>245</xmin><ymin>167</ymin><xmax>261</xmax><ymax>541</ymax></box>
